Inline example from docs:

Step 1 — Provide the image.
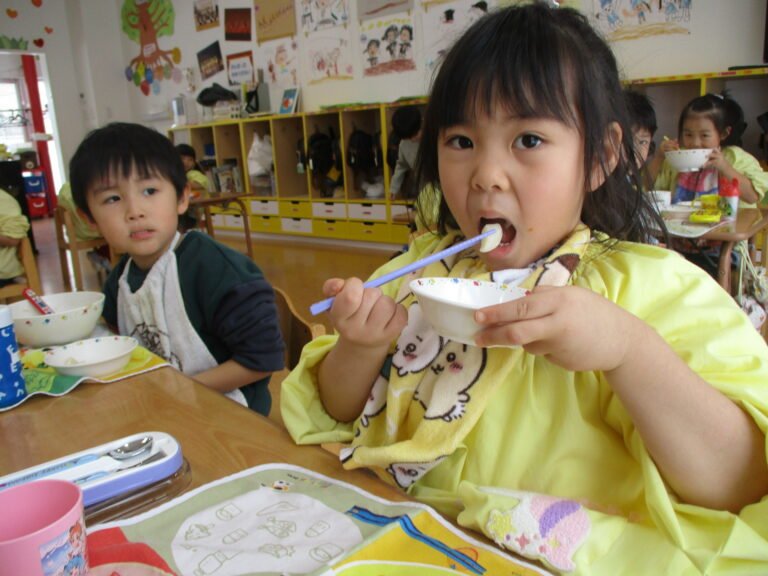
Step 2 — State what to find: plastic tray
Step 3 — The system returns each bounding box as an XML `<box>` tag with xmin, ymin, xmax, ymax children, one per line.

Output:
<box><xmin>0</xmin><ymin>431</ymin><xmax>183</xmax><ymax>507</ymax></box>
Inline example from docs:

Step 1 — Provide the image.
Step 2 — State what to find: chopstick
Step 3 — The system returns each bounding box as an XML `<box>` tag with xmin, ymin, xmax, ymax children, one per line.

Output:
<box><xmin>309</xmin><ymin>228</ymin><xmax>499</xmax><ymax>316</ymax></box>
<box><xmin>23</xmin><ymin>288</ymin><xmax>54</xmax><ymax>315</ymax></box>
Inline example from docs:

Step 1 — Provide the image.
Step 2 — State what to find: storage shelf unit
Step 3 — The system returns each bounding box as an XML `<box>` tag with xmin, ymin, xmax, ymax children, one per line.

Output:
<box><xmin>171</xmin><ymin>68</ymin><xmax>767</xmax><ymax>246</ymax></box>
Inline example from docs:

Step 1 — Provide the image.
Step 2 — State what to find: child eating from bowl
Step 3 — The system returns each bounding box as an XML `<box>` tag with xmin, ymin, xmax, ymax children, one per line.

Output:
<box><xmin>648</xmin><ymin>92</ymin><xmax>767</xmax><ymax>205</ymax></box>
<box><xmin>69</xmin><ymin>122</ymin><xmax>284</xmax><ymax>415</ymax></box>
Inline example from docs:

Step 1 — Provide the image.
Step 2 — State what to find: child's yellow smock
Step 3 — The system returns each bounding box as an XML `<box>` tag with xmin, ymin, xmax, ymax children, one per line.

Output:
<box><xmin>186</xmin><ymin>169</ymin><xmax>210</xmax><ymax>197</ymax></box>
<box><xmin>654</xmin><ymin>146</ymin><xmax>768</xmax><ymax>208</ymax></box>
<box><xmin>281</xmin><ymin>231</ymin><xmax>768</xmax><ymax>575</ymax></box>
<box><xmin>0</xmin><ymin>189</ymin><xmax>29</xmax><ymax>280</ymax></box>
<box><xmin>57</xmin><ymin>183</ymin><xmax>101</xmax><ymax>242</ymax></box>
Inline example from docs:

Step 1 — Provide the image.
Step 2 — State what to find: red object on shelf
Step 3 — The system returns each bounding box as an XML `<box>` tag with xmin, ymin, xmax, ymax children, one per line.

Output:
<box><xmin>26</xmin><ymin>194</ymin><xmax>48</xmax><ymax>218</ymax></box>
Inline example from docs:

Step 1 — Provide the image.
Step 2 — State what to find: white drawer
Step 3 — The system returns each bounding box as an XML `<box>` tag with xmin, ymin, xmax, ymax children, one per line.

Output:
<box><xmin>250</xmin><ymin>200</ymin><xmax>279</xmax><ymax>215</ymax></box>
<box><xmin>211</xmin><ymin>214</ymin><xmax>228</xmax><ymax>228</ymax></box>
<box><xmin>225</xmin><ymin>214</ymin><xmax>245</xmax><ymax>228</ymax></box>
<box><xmin>348</xmin><ymin>203</ymin><xmax>387</xmax><ymax>221</ymax></box>
<box><xmin>312</xmin><ymin>202</ymin><xmax>347</xmax><ymax>218</ymax></box>
<box><xmin>390</xmin><ymin>204</ymin><xmax>410</xmax><ymax>218</ymax></box>
<box><xmin>280</xmin><ymin>217</ymin><xmax>313</xmax><ymax>234</ymax></box>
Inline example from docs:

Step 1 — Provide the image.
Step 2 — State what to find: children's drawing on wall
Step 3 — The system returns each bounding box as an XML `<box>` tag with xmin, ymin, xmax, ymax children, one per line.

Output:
<box><xmin>592</xmin><ymin>0</ymin><xmax>692</xmax><ymax>41</ymax></box>
<box><xmin>360</xmin><ymin>15</ymin><xmax>416</xmax><ymax>76</ymax></box>
<box><xmin>121</xmin><ymin>0</ymin><xmax>182</xmax><ymax>96</ymax></box>
<box><xmin>1</xmin><ymin>0</ymin><xmax>51</xmax><ymax>51</ymax></box>
<box><xmin>224</xmin><ymin>8</ymin><xmax>251</xmax><ymax>41</ymax></box>
<box><xmin>358</xmin><ymin>0</ymin><xmax>414</xmax><ymax>19</ymax></box>
<box><xmin>422</xmin><ymin>0</ymin><xmax>491</xmax><ymax>72</ymax></box>
<box><xmin>301</xmin><ymin>0</ymin><xmax>349</xmax><ymax>34</ymax></box>
<box><xmin>226</xmin><ymin>51</ymin><xmax>254</xmax><ymax>86</ymax></box>
<box><xmin>265</xmin><ymin>39</ymin><xmax>299</xmax><ymax>88</ymax></box>
<box><xmin>255</xmin><ymin>0</ymin><xmax>297</xmax><ymax>42</ymax></box>
<box><xmin>197</xmin><ymin>41</ymin><xmax>225</xmax><ymax>81</ymax></box>
<box><xmin>194</xmin><ymin>0</ymin><xmax>219</xmax><ymax>31</ymax></box>
<box><xmin>305</xmin><ymin>31</ymin><xmax>354</xmax><ymax>83</ymax></box>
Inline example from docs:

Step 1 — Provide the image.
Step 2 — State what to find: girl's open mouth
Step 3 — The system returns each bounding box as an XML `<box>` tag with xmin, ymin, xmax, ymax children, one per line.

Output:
<box><xmin>479</xmin><ymin>217</ymin><xmax>516</xmax><ymax>247</ymax></box>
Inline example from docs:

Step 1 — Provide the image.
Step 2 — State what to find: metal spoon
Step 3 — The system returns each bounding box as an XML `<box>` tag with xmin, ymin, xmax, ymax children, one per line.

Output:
<box><xmin>0</xmin><ymin>435</ymin><xmax>153</xmax><ymax>489</ymax></box>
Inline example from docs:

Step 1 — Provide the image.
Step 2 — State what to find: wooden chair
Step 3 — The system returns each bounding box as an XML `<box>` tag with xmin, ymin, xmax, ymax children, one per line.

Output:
<box><xmin>54</xmin><ymin>205</ymin><xmax>114</xmax><ymax>291</ymax></box>
<box><xmin>273</xmin><ymin>285</ymin><xmax>326</xmax><ymax>370</ymax></box>
<box><xmin>0</xmin><ymin>237</ymin><xmax>42</xmax><ymax>302</ymax></box>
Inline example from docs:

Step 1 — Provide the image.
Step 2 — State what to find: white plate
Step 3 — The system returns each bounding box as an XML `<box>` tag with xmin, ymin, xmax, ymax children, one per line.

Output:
<box><xmin>45</xmin><ymin>336</ymin><xmax>138</xmax><ymax>377</ymax></box>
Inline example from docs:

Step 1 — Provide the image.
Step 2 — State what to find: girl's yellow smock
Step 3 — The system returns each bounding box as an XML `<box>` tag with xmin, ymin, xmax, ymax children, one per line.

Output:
<box><xmin>281</xmin><ymin>231</ymin><xmax>768</xmax><ymax>575</ymax></box>
<box><xmin>0</xmin><ymin>189</ymin><xmax>30</xmax><ymax>280</ymax></box>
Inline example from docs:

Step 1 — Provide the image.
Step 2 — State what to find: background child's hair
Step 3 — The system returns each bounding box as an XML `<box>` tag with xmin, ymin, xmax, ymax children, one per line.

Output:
<box><xmin>70</xmin><ymin>122</ymin><xmax>188</xmax><ymax>219</ymax></box>
<box><xmin>677</xmin><ymin>92</ymin><xmax>746</xmax><ymax>147</ymax></box>
<box><xmin>391</xmin><ymin>106</ymin><xmax>422</xmax><ymax>140</ymax></box>
<box><xmin>624</xmin><ymin>90</ymin><xmax>657</xmax><ymax>136</ymax></box>
<box><xmin>175</xmin><ymin>143</ymin><xmax>203</xmax><ymax>172</ymax></box>
<box><xmin>415</xmin><ymin>3</ymin><xmax>662</xmax><ymax>244</ymax></box>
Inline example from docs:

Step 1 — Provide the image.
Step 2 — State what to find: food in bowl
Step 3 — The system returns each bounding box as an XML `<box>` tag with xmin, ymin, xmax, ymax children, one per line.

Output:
<box><xmin>410</xmin><ymin>277</ymin><xmax>528</xmax><ymax>346</ymax></box>
<box><xmin>9</xmin><ymin>291</ymin><xmax>105</xmax><ymax>348</ymax></box>
<box><xmin>664</xmin><ymin>148</ymin><xmax>712</xmax><ymax>172</ymax></box>
<box><xmin>45</xmin><ymin>336</ymin><xmax>137</xmax><ymax>378</ymax></box>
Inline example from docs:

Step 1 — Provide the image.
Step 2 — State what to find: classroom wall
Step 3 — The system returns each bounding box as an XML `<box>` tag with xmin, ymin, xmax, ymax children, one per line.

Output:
<box><xmin>0</xmin><ymin>0</ymin><xmax>766</xmax><ymax>172</ymax></box>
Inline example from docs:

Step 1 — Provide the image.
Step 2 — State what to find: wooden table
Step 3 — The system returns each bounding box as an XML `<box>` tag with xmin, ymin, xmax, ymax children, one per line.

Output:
<box><xmin>190</xmin><ymin>193</ymin><xmax>254</xmax><ymax>260</ymax></box>
<box><xmin>666</xmin><ymin>208</ymin><xmax>768</xmax><ymax>295</ymax></box>
<box><xmin>0</xmin><ymin>367</ymin><xmax>407</xmax><ymax>521</ymax></box>
<box><xmin>699</xmin><ymin>208</ymin><xmax>768</xmax><ymax>294</ymax></box>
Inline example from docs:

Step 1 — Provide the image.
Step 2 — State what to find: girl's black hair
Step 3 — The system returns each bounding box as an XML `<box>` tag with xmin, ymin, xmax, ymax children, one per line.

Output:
<box><xmin>679</xmin><ymin>92</ymin><xmax>746</xmax><ymax>147</ymax></box>
<box><xmin>69</xmin><ymin>122</ymin><xmax>188</xmax><ymax>219</ymax></box>
<box><xmin>175</xmin><ymin>143</ymin><xmax>204</xmax><ymax>172</ymax></box>
<box><xmin>415</xmin><ymin>3</ymin><xmax>663</xmax><ymax>245</ymax></box>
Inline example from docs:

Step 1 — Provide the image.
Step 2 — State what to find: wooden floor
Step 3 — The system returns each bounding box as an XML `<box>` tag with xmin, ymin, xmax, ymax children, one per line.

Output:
<box><xmin>32</xmin><ymin>216</ymin><xmax>397</xmax><ymax>334</ymax></box>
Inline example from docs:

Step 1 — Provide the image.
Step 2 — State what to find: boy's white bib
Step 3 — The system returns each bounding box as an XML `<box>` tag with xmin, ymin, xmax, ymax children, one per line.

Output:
<box><xmin>117</xmin><ymin>232</ymin><xmax>246</xmax><ymax>405</ymax></box>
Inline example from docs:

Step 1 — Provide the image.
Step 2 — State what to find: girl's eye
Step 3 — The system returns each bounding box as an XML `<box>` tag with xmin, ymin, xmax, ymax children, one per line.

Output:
<box><xmin>446</xmin><ymin>135</ymin><xmax>473</xmax><ymax>149</ymax></box>
<box><xmin>514</xmin><ymin>133</ymin><xmax>542</xmax><ymax>149</ymax></box>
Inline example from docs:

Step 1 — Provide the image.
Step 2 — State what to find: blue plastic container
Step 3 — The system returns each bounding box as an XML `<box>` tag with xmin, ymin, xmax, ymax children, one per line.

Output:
<box><xmin>0</xmin><ymin>305</ymin><xmax>25</xmax><ymax>409</ymax></box>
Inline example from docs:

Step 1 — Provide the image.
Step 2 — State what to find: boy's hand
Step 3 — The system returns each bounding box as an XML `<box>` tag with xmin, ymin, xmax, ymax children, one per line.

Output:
<box><xmin>323</xmin><ymin>277</ymin><xmax>408</xmax><ymax>348</ymax></box>
<box><xmin>474</xmin><ymin>285</ymin><xmax>640</xmax><ymax>372</ymax></box>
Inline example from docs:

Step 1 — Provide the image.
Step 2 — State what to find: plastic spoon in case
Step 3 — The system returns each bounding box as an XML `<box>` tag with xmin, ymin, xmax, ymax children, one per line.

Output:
<box><xmin>310</xmin><ymin>223</ymin><xmax>503</xmax><ymax>316</ymax></box>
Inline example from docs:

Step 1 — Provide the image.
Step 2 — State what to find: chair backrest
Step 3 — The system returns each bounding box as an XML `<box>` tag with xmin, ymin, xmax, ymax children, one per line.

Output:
<box><xmin>272</xmin><ymin>285</ymin><xmax>325</xmax><ymax>370</ymax></box>
<box><xmin>0</xmin><ymin>237</ymin><xmax>42</xmax><ymax>301</ymax></box>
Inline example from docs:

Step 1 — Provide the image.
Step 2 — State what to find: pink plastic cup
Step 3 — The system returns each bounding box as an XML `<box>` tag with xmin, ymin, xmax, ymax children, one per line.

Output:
<box><xmin>0</xmin><ymin>479</ymin><xmax>88</xmax><ymax>576</ymax></box>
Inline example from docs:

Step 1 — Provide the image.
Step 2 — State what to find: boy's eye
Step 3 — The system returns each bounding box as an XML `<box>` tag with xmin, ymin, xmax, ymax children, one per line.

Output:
<box><xmin>142</xmin><ymin>187</ymin><xmax>159</xmax><ymax>196</ymax></box>
<box><xmin>103</xmin><ymin>194</ymin><xmax>120</xmax><ymax>205</ymax></box>
<box><xmin>446</xmin><ymin>135</ymin><xmax>473</xmax><ymax>150</ymax></box>
<box><xmin>514</xmin><ymin>133</ymin><xmax>542</xmax><ymax>149</ymax></box>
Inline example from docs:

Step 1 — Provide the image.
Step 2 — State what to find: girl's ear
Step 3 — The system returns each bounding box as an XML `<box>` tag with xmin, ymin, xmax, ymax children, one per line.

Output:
<box><xmin>721</xmin><ymin>125</ymin><xmax>732</xmax><ymax>141</ymax></box>
<box><xmin>588</xmin><ymin>121</ymin><xmax>622</xmax><ymax>192</ymax></box>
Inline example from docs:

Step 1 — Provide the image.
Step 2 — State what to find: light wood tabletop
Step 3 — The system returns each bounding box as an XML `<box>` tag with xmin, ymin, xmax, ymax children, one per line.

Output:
<box><xmin>0</xmin><ymin>367</ymin><xmax>407</xmax><ymax>518</ymax></box>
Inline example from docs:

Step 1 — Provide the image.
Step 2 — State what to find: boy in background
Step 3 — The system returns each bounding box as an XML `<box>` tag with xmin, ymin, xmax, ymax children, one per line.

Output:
<box><xmin>389</xmin><ymin>106</ymin><xmax>422</xmax><ymax>199</ymax></box>
<box><xmin>624</xmin><ymin>90</ymin><xmax>657</xmax><ymax>189</ymax></box>
<box><xmin>70</xmin><ymin>122</ymin><xmax>284</xmax><ymax>415</ymax></box>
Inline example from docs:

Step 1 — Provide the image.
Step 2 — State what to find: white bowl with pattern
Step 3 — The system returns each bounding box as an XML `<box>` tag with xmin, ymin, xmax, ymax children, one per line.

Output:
<box><xmin>45</xmin><ymin>336</ymin><xmax>137</xmax><ymax>378</ymax></box>
<box><xmin>665</xmin><ymin>148</ymin><xmax>713</xmax><ymax>172</ymax></box>
<box><xmin>410</xmin><ymin>277</ymin><xmax>528</xmax><ymax>346</ymax></box>
<box><xmin>9</xmin><ymin>291</ymin><xmax>105</xmax><ymax>348</ymax></box>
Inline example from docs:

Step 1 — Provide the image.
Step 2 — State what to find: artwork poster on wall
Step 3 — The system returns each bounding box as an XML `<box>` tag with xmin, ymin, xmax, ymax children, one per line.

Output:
<box><xmin>591</xmin><ymin>0</ymin><xmax>692</xmax><ymax>41</ymax></box>
<box><xmin>225</xmin><ymin>8</ymin><xmax>252</xmax><ymax>41</ymax></box>
<box><xmin>194</xmin><ymin>0</ymin><xmax>220</xmax><ymax>31</ymax></box>
<box><xmin>197</xmin><ymin>41</ymin><xmax>225</xmax><ymax>81</ymax></box>
<box><xmin>422</xmin><ymin>0</ymin><xmax>491</xmax><ymax>72</ymax></box>
<box><xmin>227</xmin><ymin>51</ymin><xmax>255</xmax><ymax>86</ymax></box>
<box><xmin>121</xmin><ymin>0</ymin><xmax>182</xmax><ymax>96</ymax></box>
<box><xmin>358</xmin><ymin>0</ymin><xmax>414</xmax><ymax>21</ymax></box>
<box><xmin>264</xmin><ymin>38</ymin><xmax>299</xmax><ymax>88</ymax></box>
<box><xmin>301</xmin><ymin>0</ymin><xmax>349</xmax><ymax>35</ymax></box>
<box><xmin>360</xmin><ymin>14</ymin><xmax>416</xmax><ymax>76</ymax></box>
<box><xmin>305</xmin><ymin>29</ymin><xmax>354</xmax><ymax>84</ymax></box>
<box><xmin>255</xmin><ymin>0</ymin><xmax>297</xmax><ymax>42</ymax></box>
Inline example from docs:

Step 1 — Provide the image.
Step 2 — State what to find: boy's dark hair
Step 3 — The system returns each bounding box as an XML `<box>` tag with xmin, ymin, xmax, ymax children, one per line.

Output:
<box><xmin>416</xmin><ymin>3</ymin><xmax>662</xmax><ymax>244</ymax></box>
<box><xmin>678</xmin><ymin>92</ymin><xmax>745</xmax><ymax>147</ymax></box>
<box><xmin>70</xmin><ymin>122</ymin><xmax>187</xmax><ymax>219</ymax></box>
<box><xmin>624</xmin><ymin>90</ymin><xmax>657</xmax><ymax>135</ymax></box>
<box><xmin>391</xmin><ymin>106</ymin><xmax>422</xmax><ymax>140</ymax></box>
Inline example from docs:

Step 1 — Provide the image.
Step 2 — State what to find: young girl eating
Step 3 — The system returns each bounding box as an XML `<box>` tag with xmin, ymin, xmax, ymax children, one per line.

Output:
<box><xmin>282</xmin><ymin>4</ymin><xmax>768</xmax><ymax>573</ymax></box>
<box><xmin>650</xmin><ymin>93</ymin><xmax>768</xmax><ymax>205</ymax></box>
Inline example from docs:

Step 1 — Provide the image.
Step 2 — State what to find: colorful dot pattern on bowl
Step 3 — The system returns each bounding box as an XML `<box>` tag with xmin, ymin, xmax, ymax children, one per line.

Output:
<box><xmin>413</xmin><ymin>278</ymin><xmax>514</xmax><ymax>292</ymax></box>
<box><xmin>44</xmin><ymin>336</ymin><xmax>128</xmax><ymax>356</ymax></box>
<box><xmin>23</xmin><ymin>302</ymin><xmax>99</xmax><ymax>325</ymax></box>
